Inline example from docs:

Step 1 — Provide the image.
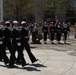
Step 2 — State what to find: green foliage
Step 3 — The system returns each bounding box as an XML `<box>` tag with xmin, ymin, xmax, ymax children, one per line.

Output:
<box><xmin>43</xmin><ymin>0</ymin><xmax>75</xmax><ymax>13</ymax></box>
<box><xmin>3</xmin><ymin>0</ymin><xmax>76</xmax><ymax>21</ymax></box>
<box><xmin>3</xmin><ymin>0</ymin><xmax>34</xmax><ymax>20</ymax></box>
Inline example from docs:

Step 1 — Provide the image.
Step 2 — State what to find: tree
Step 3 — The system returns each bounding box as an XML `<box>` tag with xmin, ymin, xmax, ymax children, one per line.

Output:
<box><xmin>3</xmin><ymin>0</ymin><xmax>34</xmax><ymax>21</ymax></box>
<box><xmin>43</xmin><ymin>0</ymin><xmax>75</xmax><ymax>12</ymax></box>
<box><xmin>43</xmin><ymin>0</ymin><xmax>76</xmax><ymax>18</ymax></box>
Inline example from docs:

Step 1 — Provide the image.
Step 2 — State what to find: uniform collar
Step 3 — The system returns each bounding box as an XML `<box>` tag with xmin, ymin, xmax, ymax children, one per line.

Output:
<box><xmin>5</xmin><ymin>26</ymin><xmax>11</xmax><ymax>30</ymax></box>
<box><xmin>13</xmin><ymin>26</ymin><xmax>19</xmax><ymax>30</ymax></box>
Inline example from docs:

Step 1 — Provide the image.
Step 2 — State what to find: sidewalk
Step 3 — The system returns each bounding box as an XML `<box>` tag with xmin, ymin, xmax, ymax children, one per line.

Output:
<box><xmin>0</xmin><ymin>35</ymin><xmax>76</xmax><ymax>75</ymax></box>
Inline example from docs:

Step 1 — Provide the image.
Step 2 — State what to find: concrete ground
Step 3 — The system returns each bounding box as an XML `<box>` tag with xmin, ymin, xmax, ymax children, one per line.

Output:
<box><xmin>0</xmin><ymin>34</ymin><xmax>76</xmax><ymax>75</ymax></box>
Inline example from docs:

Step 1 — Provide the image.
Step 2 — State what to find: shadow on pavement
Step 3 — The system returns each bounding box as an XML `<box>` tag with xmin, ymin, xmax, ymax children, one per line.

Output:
<box><xmin>54</xmin><ymin>49</ymin><xmax>69</xmax><ymax>52</ymax></box>
<box><xmin>49</xmin><ymin>43</ymin><xmax>71</xmax><ymax>45</ymax></box>
<box><xmin>0</xmin><ymin>63</ymin><xmax>47</xmax><ymax>71</ymax></box>
<box><xmin>0</xmin><ymin>64</ymin><xmax>41</xmax><ymax>71</ymax></box>
<box><xmin>22</xmin><ymin>67</ymin><xmax>41</xmax><ymax>71</ymax></box>
<box><xmin>0</xmin><ymin>64</ymin><xmax>42</xmax><ymax>71</ymax></box>
<box><xmin>30</xmin><ymin>63</ymin><xmax>47</xmax><ymax>68</ymax></box>
<box><xmin>57</xmin><ymin>43</ymin><xmax>71</xmax><ymax>45</ymax></box>
<box><xmin>65</xmin><ymin>43</ymin><xmax>71</xmax><ymax>45</ymax></box>
<box><xmin>30</xmin><ymin>46</ymin><xmax>38</xmax><ymax>49</ymax></box>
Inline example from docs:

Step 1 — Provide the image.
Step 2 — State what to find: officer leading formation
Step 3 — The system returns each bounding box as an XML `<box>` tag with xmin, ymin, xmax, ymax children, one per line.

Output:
<box><xmin>0</xmin><ymin>20</ymin><xmax>38</xmax><ymax>68</ymax></box>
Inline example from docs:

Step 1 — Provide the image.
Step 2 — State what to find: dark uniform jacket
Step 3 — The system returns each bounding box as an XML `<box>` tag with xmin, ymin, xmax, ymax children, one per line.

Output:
<box><xmin>63</xmin><ymin>25</ymin><xmax>68</xmax><ymax>34</ymax></box>
<box><xmin>42</xmin><ymin>25</ymin><xmax>48</xmax><ymax>33</ymax></box>
<box><xmin>49</xmin><ymin>25</ymin><xmax>55</xmax><ymax>33</ymax></box>
<box><xmin>0</xmin><ymin>26</ymin><xmax>3</xmax><ymax>44</ymax></box>
<box><xmin>56</xmin><ymin>25</ymin><xmax>62</xmax><ymax>34</ymax></box>
<box><xmin>12</xmin><ymin>27</ymin><xmax>21</xmax><ymax>46</ymax></box>
<box><xmin>3</xmin><ymin>26</ymin><xmax>11</xmax><ymax>42</ymax></box>
<box><xmin>20</xmin><ymin>26</ymin><xmax>29</xmax><ymax>43</ymax></box>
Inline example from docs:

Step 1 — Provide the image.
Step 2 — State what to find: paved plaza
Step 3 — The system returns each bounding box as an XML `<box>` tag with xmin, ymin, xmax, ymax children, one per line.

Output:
<box><xmin>0</xmin><ymin>34</ymin><xmax>76</xmax><ymax>75</ymax></box>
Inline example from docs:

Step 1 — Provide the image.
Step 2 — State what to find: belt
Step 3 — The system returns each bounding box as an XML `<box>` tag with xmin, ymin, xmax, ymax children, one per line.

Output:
<box><xmin>44</xmin><ymin>30</ymin><xmax>47</xmax><ymax>32</ymax></box>
<box><xmin>16</xmin><ymin>38</ymin><xmax>20</xmax><ymax>40</ymax></box>
<box><xmin>25</xmin><ymin>36</ymin><xmax>28</xmax><ymax>38</ymax></box>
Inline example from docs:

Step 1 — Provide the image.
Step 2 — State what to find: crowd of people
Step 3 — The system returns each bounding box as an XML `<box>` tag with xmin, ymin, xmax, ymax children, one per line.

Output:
<box><xmin>42</xmin><ymin>21</ymin><xmax>76</xmax><ymax>44</ymax></box>
<box><xmin>42</xmin><ymin>21</ymin><xmax>71</xmax><ymax>44</ymax></box>
<box><xmin>0</xmin><ymin>20</ymin><xmax>38</xmax><ymax>68</ymax></box>
<box><xmin>0</xmin><ymin>19</ymin><xmax>76</xmax><ymax>68</ymax></box>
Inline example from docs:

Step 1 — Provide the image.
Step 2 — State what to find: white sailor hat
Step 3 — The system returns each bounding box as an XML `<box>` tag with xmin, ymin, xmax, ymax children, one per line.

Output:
<box><xmin>34</xmin><ymin>23</ymin><xmax>37</xmax><ymax>25</ymax></box>
<box><xmin>13</xmin><ymin>21</ymin><xmax>18</xmax><ymax>24</ymax></box>
<box><xmin>5</xmin><ymin>21</ymin><xmax>10</xmax><ymax>24</ymax></box>
<box><xmin>21</xmin><ymin>21</ymin><xmax>26</xmax><ymax>24</ymax></box>
<box><xmin>50</xmin><ymin>22</ymin><xmax>53</xmax><ymax>24</ymax></box>
<box><xmin>44</xmin><ymin>22</ymin><xmax>47</xmax><ymax>24</ymax></box>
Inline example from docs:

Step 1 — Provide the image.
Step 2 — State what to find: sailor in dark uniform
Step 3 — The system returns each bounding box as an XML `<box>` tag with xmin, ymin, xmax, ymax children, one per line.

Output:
<box><xmin>0</xmin><ymin>23</ymin><xmax>3</xmax><ymax>61</ymax></box>
<box><xmin>0</xmin><ymin>23</ymin><xmax>9</xmax><ymax>65</ymax></box>
<box><xmin>42</xmin><ymin>22</ymin><xmax>48</xmax><ymax>44</ymax></box>
<box><xmin>49</xmin><ymin>22</ymin><xmax>55</xmax><ymax>44</ymax></box>
<box><xmin>2</xmin><ymin>21</ymin><xmax>12</xmax><ymax>64</ymax></box>
<box><xmin>56</xmin><ymin>23</ymin><xmax>62</xmax><ymax>44</ymax></box>
<box><xmin>63</xmin><ymin>23</ymin><xmax>68</xmax><ymax>44</ymax></box>
<box><xmin>9</xmin><ymin>21</ymin><xmax>28</xmax><ymax>67</ymax></box>
<box><xmin>20</xmin><ymin>21</ymin><xmax>38</xmax><ymax>64</ymax></box>
<box><xmin>3</xmin><ymin>21</ymin><xmax>12</xmax><ymax>53</ymax></box>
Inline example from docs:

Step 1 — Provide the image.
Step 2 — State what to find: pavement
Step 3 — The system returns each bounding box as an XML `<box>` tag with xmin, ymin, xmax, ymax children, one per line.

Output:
<box><xmin>0</xmin><ymin>34</ymin><xmax>76</xmax><ymax>75</ymax></box>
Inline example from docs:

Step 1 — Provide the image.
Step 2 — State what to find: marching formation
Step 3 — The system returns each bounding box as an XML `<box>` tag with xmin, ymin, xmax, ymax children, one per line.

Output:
<box><xmin>0</xmin><ymin>20</ymin><xmax>38</xmax><ymax>68</ymax></box>
<box><xmin>0</xmin><ymin>19</ymin><xmax>75</xmax><ymax>68</ymax></box>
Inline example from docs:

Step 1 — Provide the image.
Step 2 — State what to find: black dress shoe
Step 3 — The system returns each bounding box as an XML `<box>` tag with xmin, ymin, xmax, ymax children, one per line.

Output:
<box><xmin>32</xmin><ymin>59</ymin><xmax>38</xmax><ymax>63</ymax></box>
<box><xmin>22</xmin><ymin>63</ymin><xmax>29</xmax><ymax>67</ymax></box>
<box><xmin>15</xmin><ymin>61</ymin><xmax>21</xmax><ymax>65</ymax></box>
<box><xmin>64</xmin><ymin>42</ymin><xmax>67</xmax><ymax>44</ymax></box>
<box><xmin>5</xmin><ymin>60</ymin><xmax>9</xmax><ymax>65</ymax></box>
<box><xmin>7</xmin><ymin>65</ymin><xmax>17</xmax><ymax>68</ymax></box>
<box><xmin>58</xmin><ymin>42</ymin><xmax>61</xmax><ymax>44</ymax></box>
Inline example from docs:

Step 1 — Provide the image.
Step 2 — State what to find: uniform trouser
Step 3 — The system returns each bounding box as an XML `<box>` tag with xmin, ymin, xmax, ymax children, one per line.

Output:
<box><xmin>50</xmin><ymin>33</ymin><xmax>54</xmax><ymax>41</ymax></box>
<box><xmin>56</xmin><ymin>33</ymin><xmax>61</xmax><ymax>41</ymax></box>
<box><xmin>4</xmin><ymin>40</ymin><xmax>12</xmax><ymax>54</ymax></box>
<box><xmin>3</xmin><ymin>41</ymin><xmax>12</xmax><ymax>62</ymax></box>
<box><xmin>74</xmin><ymin>31</ymin><xmax>76</xmax><ymax>38</ymax></box>
<box><xmin>64</xmin><ymin>33</ymin><xmax>67</xmax><ymax>40</ymax></box>
<box><xmin>43</xmin><ymin>32</ymin><xmax>47</xmax><ymax>41</ymax></box>
<box><xmin>23</xmin><ymin>42</ymin><xmax>37</xmax><ymax>63</ymax></box>
<box><xmin>0</xmin><ymin>43</ymin><xmax>9</xmax><ymax>64</ymax></box>
<box><xmin>0</xmin><ymin>53</ymin><xmax>2</xmax><ymax>60</ymax></box>
<box><xmin>32</xmin><ymin>32</ymin><xmax>37</xmax><ymax>43</ymax></box>
<box><xmin>67</xmin><ymin>31</ymin><xmax>70</xmax><ymax>38</ymax></box>
<box><xmin>9</xmin><ymin>43</ymin><xmax>26</xmax><ymax>66</ymax></box>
